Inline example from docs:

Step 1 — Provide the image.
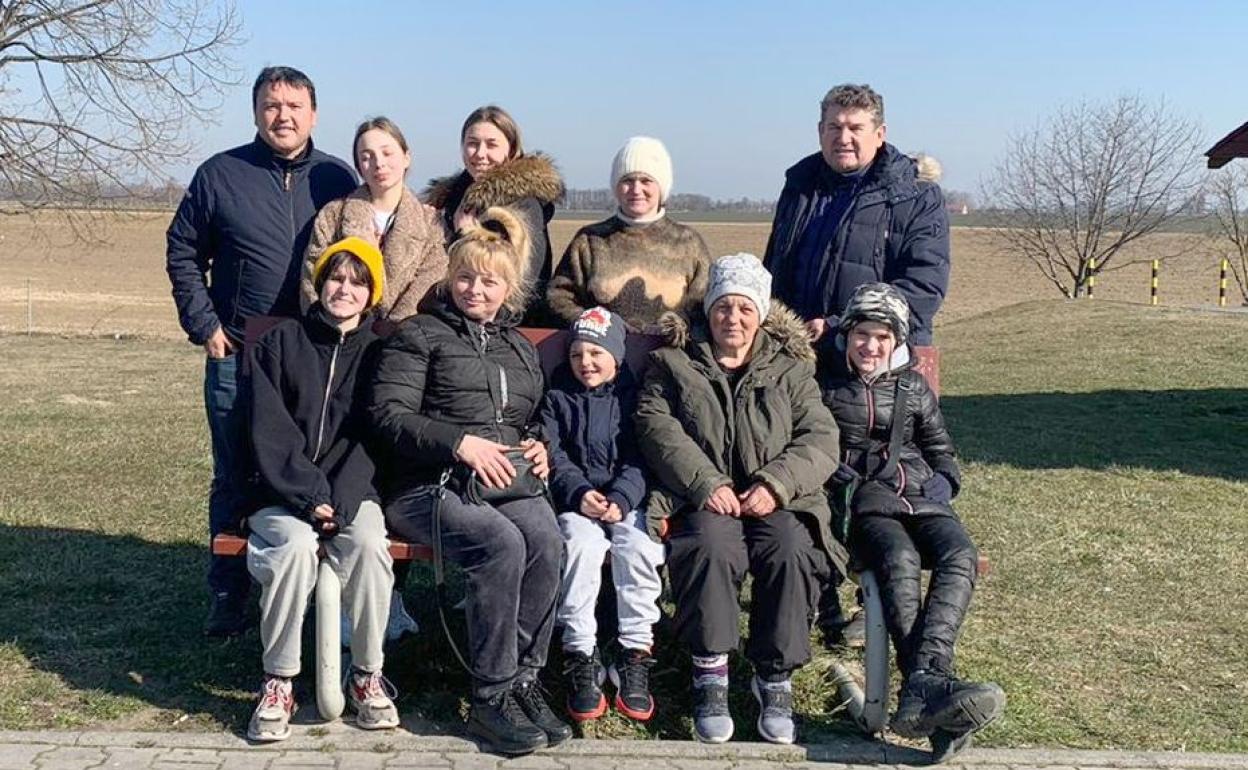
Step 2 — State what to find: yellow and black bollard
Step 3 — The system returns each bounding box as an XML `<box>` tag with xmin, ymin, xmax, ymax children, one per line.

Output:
<box><xmin>1219</xmin><ymin>258</ymin><xmax>1229</xmax><ymax>308</ymax></box>
<box><xmin>1151</xmin><ymin>259</ymin><xmax>1159</xmax><ymax>306</ymax></box>
<box><xmin>1087</xmin><ymin>257</ymin><xmax>1097</xmax><ymax>299</ymax></box>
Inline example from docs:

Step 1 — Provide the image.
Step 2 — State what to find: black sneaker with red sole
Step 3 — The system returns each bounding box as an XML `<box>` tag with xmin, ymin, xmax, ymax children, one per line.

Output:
<box><xmin>608</xmin><ymin>647</ymin><xmax>656</xmax><ymax>721</ymax></box>
<box><xmin>562</xmin><ymin>648</ymin><xmax>607</xmax><ymax>721</ymax></box>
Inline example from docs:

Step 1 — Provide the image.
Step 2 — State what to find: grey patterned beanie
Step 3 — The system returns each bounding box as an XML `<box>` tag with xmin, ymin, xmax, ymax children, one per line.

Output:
<box><xmin>704</xmin><ymin>253</ymin><xmax>772</xmax><ymax>318</ymax></box>
<box><xmin>839</xmin><ymin>282</ymin><xmax>911</xmax><ymax>346</ymax></box>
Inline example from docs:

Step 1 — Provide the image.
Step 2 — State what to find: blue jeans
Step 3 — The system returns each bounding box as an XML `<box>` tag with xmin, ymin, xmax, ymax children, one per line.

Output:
<box><xmin>204</xmin><ymin>353</ymin><xmax>250</xmax><ymax>598</ymax></box>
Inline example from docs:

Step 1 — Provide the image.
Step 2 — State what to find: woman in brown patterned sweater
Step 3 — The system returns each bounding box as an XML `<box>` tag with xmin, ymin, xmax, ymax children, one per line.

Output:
<box><xmin>301</xmin><ymin>117</ymin><xmax>448</xmax><ymax>330</ymax></box>
<box><xmin>547</xmin><ymin>137</ymin><xmax>710</xmax><ymax>332</ymax></box>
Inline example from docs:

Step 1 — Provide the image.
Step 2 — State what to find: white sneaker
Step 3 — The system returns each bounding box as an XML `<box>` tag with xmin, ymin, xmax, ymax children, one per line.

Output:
<box><xmin>247</xmin><ymin>677</ymin><xmax>295</xmax><ymax>742</ymax></box>
<box><xmin>347</xmin><ymin>670</ymin><xmax>400</xmax><ymax>730</ymax></box>
<box><xmin>385</xmin><ymin>589</ymin><xmax>419</xmax><ymax>642</ymax></box>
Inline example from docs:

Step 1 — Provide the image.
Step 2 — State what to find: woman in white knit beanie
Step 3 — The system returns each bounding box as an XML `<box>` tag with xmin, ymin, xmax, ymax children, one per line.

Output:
<box><xmin>547</xmin><ymin>136</ymin><xmax>711</xmax><ymax>332</ymax></box>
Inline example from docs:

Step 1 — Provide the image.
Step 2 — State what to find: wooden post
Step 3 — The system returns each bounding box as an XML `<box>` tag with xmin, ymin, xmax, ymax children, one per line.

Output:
<box><xmin>1150</xmin><ymin>259</ymin><xmax>1159</xmax><ymax>306</ymax></box>
<box><xmin>1220</xmin><ymin>257</ymin><xmax>1229</xmax><ymax>308</ymax></box>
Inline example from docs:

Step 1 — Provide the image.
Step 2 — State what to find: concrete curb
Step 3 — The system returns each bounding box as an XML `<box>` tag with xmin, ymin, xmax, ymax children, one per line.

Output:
<box><xmin>0</xmin><ymin>729</ymin><xmax>1245</xmax><ymax>768</ymax></box>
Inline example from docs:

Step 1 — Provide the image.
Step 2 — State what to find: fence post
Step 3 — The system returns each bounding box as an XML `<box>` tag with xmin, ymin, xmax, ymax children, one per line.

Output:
<box><xmin>1220</xmin><ymin>257</ymin><xmax>1229</xmax><ymax>308</ymax></box>
<box><xmin>1150</xmin><ymin>259</ymin><xmax>1159</xmax><ymax>306</ymax></box>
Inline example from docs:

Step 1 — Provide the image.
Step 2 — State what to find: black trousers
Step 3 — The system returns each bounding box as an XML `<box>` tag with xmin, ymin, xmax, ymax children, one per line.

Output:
<box><xmin>850</xmin><ymin>513</ymin><xmax>977</xmax><ymax>677</ymax></box>
<box><xmin>386</xmin><ymin>487</ymin><xmax>564</xmax><ymax>699</ymax></box>
<box><xmin>667</xmin><ymin>509</ymin><xmax>828</xmax><ymax>677</ymax></box>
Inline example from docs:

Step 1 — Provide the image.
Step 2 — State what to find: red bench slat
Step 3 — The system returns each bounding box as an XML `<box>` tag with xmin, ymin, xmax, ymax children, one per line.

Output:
<box><xmin>212</xmin><ymin>533</ymin><xmax>432</xmax><ymax>561</ymax></box>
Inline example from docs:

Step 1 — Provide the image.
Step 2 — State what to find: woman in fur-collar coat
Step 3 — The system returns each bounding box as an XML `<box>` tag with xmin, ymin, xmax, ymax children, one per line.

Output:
<box><xmin>302</xmin><ymin>117</ymin><xmax>448</xmax><ymax>328</ymax></box>
<box><xmin>422</xmin><ymin>105</ymin><xmax>564</xmax><ymax>326</ymax></box>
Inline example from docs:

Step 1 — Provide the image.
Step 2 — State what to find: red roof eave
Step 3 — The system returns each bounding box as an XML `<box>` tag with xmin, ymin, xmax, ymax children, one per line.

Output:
<box><xmin>1206</xmin><ymin>121</ymin><xmax>1248</xmax><ymax>169</ymax></box>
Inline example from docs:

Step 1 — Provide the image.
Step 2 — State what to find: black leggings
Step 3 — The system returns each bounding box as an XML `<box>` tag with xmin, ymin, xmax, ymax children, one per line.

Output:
<box><xmin>667</xmin><ymin>509</ymin><xmax>829</xmax><ymax>677</ymax></box>
<box><xmin>850</xmin><ymin>513</ymin><xmax>977</xmax><ymax>676</ymax></box>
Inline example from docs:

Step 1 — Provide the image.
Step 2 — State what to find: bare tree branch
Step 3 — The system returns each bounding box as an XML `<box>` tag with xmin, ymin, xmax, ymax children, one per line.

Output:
<box><xmin>0</xmin><ymin>0</ymin><xmax>240</xmax><ymax>229</ymax></box>
<box><xmin>983</xmin><ymin>96</ymin><xmax>1204</xmax><ymax>298</ymax></box>
<box><xmin>1206</xmin><ymin>165</ymin><xmax>1248</xmax><ymax>304</ymax></box>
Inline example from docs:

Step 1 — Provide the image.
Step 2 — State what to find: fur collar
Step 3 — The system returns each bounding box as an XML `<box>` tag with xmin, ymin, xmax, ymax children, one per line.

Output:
<box><xmin>422</xmin><ymin>152</ymin><xmax>564</xmax><ymax>211</ymax></box>
<box><xmin>656</xmin><ymin>300</ymin><xmax>816</xmax><ymax>364</ymax></box>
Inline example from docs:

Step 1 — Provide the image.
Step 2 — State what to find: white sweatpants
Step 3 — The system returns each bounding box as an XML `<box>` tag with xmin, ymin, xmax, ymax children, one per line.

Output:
<box><xmin>247</xmin><ymin>501</ymin><xmax>393</xmax><ymax>677</ymax></box>
<box><xmin>556</xmin><ymin>509</ymin><xmax>665</xmax><ymax>655</ymax></box>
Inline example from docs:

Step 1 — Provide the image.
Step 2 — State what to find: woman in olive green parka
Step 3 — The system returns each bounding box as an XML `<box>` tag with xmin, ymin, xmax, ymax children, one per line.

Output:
<box><xmin>634</xmin><ymin>253</ymin><xmax>844</xmax><ymax>745</ymax></box>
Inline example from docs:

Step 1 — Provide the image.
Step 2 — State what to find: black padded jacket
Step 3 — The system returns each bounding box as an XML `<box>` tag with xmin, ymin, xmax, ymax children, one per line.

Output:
<box><xmin>364</xmin><ymin>293</ymin><xmax>545</xmax><ymax>495</ymax></box>
<box><xmin>823</xmin><ymin>356</ymin><xmax>960</xmax><ymax>517</ymax></box>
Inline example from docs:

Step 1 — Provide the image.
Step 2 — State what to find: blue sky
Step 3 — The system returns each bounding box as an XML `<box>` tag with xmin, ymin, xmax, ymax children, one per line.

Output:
<box><xmin>181</xmin><ymin>0</ymin><xmax>1247</xmax><ymax>200</ymax></box>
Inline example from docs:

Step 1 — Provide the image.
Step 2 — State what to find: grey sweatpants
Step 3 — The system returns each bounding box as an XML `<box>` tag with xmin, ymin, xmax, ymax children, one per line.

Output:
<box><xmin>556</xmin><ymin>510</ymin><xmax>665</xmax><ymax>655</ymax></box>
<box><xmin>247</xmin><ymin>501</ymin><xmax>393</xmax><ymax>677</ymax></box>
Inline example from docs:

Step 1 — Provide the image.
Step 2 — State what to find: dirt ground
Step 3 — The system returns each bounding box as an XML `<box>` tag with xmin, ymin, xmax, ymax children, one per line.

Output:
<box><xmin>0</xmin><ymin>211</ymin><xmax>1237</xmax><ymax>339</ymax></box>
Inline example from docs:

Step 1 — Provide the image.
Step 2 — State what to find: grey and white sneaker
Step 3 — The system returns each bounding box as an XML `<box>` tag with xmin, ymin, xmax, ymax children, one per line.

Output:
<box><xmin>751</xmin><ymin>675</ymin><xmax>796</xmax><ymax>744</ymax></box>
<box><xmin>692</xmin><ymin>672</ymin><xmax>734</xmax><ymax>743</ymax></box>
<box><xmin>347</xmin><ymin>669</ymin><xmax>399</xmax><ymax>730</ymax></box>
<box><xmin>247</xmin><ymin>676</ymin><xmax>295</xmax><ymax>742</ymax></box>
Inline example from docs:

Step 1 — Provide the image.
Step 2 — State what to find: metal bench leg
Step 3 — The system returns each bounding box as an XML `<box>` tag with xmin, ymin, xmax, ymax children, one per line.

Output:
<box><xmin>315</xmin><ymin>559</ymin><xmax>345</xmax><ymax>720</ymax></box>
<box><xmin>829</xmin><ymin>570</ymin><xmax>890</xmax><ymax>735</ymax></box>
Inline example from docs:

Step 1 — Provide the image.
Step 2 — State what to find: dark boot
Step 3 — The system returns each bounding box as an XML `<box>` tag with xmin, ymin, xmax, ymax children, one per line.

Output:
<box><xmin>930</xmin><ymin>727</ymin><xmax>975</xmax><ymax>764</ymax></box>
<box><xmin>467</xmin><ymin>689</ymin><xmax>547</xmax><ymax>756</ymax></box>
<box><xmin>512</xmin><ymin>677</ymin><xmax>573</xmax><ymax>747</ymax></box>
<box><xmin>562</xmin><ymin>648</ymin><xmax>607</xmax><ymax>722</ymax></box>
<box><xmin>890</xmin><ymin>669</ymin><xmax>1005</xmax><ymax>739</ymax></box>
<box><xmin>204</xmin><ymin>591</ymin><xmax>249</xmax><ymax>638</ymax></box>
<box><xmin>609</xmin><ymin>647</ymin><xmax>656</xmax><ymax>721</ymax></box>
<box><xmin>821</xmin><ymin>607</ymin><xmax>866</xmax><ymax>649</ymax></box>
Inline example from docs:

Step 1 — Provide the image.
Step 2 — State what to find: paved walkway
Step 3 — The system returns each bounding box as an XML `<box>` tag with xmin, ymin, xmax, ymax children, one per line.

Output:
<box><xmin>1</xmin><ymin>726</ymin><xmax>1245</xmax><ymax>770</ymax></box>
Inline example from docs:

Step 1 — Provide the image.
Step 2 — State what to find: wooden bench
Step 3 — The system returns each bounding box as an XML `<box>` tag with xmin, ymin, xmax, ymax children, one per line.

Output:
<box><xmin>213</xmin><ymin>317</ymin><xmax>956</xmax><ymax>726</ymax></box>
<box><xmin>214</xmin><ymin>323</ymin><xmax>658</xmax><ymax>718</ymax></box>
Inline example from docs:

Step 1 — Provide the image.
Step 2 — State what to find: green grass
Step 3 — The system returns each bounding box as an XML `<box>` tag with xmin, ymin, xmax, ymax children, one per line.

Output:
<box><xmin>0</xmin><ymin>299</ymin><xmax>1246</xmax><ymax>749</ymax></box>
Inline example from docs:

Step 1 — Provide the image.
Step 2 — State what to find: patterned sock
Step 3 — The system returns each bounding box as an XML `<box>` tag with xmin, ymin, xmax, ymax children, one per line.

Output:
<box><xmin>692</xmin><ymin>653</ymin><xmax>729</xmax><ymax>686</ymax></box>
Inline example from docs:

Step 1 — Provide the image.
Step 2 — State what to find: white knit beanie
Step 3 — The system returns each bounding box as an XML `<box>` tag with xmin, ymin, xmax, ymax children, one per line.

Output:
<box><xmin>611</xmin><ymin>136</ymin><xmax>674</xmax><ymax>204</ymax></box>
<box><xmin>704</xmin><ymin>253</ymin><xmax>772</xmax><ymax>318</ymax></box>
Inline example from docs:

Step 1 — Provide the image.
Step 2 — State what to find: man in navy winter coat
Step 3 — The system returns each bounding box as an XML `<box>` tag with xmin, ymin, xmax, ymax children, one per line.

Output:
<box><xmin>763</xmin><ymin>83</ymin><xmax>949</xmax><ymax>363</ymax></box>
<box><xmin>762</xmin><ymin>83</ymin><xmax>951</xmax><ymax>645</ymax></box>
<box><xmin>165</xmin><ymin>66</ymin><xmax>356</xmax><ymax>636</ymax></box>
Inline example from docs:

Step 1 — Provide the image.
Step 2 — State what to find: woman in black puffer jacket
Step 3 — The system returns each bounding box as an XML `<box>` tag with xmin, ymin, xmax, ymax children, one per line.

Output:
<box><xmin>365</xmin><ymin>208</ymin><xmax>570</xmax><ymax>757</ymax></box>
<box><xmin>823</xmin><ymin>283</ymin><xmax>1004</xmax><ymax>762</ymax></box>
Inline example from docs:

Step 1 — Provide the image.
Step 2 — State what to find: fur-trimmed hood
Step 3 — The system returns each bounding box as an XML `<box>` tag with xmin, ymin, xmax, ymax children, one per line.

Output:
<box><xmin>422</xmin><ymin>152</ymin><xmax>564</xmax><ymax>211</ymax></box>
<box><xmin>911</xmin><ymin>153</ymin><xmax>941</xmax><ymax>183</ymax></box>
<box><xmin>655</xmin><ymin>300</ymin><xmax>816</xmax><ymax>364</ymax></box>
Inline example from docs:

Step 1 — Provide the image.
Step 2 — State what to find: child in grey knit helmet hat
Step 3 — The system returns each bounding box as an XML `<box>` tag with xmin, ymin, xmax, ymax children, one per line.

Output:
<box><xmin>824</xmin><ymin>282</ymin><xmax>1005</xmax><ymax>762</ymax></box>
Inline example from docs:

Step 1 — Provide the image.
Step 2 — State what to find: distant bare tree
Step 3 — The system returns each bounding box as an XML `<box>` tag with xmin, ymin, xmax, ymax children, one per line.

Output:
<box><xmin>0</xmin><ymin>0</ymin><xmax>240</xmax><ymax>216</ymax></box>
<box><xmin>984</xmin><ymin>96</ymin><xmax>1204</xmax><ymax>297</ymax></box>
<box><xmin>1206</xmin><ymin>164</ymin><xmax>1248</xmax><ymax>304</ymax></box>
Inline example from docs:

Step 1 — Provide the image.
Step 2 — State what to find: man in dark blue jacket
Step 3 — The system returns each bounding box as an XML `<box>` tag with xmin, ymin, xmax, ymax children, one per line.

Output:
<box><xmin>764</xmin><ymin>83</ymin><xmax>949</xmax><ymax>366</ymax></box>
<box><xmin>166</xmin><ymin>66</ymin><xmax>356</xmax><ymax>636</ymax></box>
<box><xmin>763</xmin><ymin>83</ymin><xmax>950</xmax><ymax>646</ymax></box>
